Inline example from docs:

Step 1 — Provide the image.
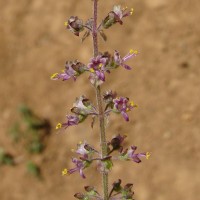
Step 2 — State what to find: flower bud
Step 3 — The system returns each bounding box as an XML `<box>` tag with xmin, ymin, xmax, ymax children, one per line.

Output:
<box><xmin>74</xmin><ymin>193</ymin><xmax>85</xmax><ymax>199</ymax></box>
<box><xmin>66</xmin><ymin>16</ymin><xmax>84</xmax><ymax>36</ymax></box>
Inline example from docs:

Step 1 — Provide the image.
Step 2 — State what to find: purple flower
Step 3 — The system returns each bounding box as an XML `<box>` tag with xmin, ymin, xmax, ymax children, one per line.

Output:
<box><xmin>113</xmin><ymin>97</ymin><xmax>137</xmax><ymax>121</ymax></box>
<box><xmin>102</xmin><ymin>5</ymin><xmax>134</xmax><ymax>29</ymax></box>
<box><xmin>112</xmin><ymin>5</ymin><xmax>133</xmax><ymax>21</ymax></box>
<box><xmin>56</xmin><ymin>115</ymin><xmax>80</xmax><ymax>130</ymax></box>
<box><xmin>114</xmin><ymin>49</ymin><xmax>138</xmax><ymax>70</ymax></box>
<box><xmin>127</xmin><ymin>146</ymin><xmax>150</xmax><ymax>163</ymax></box>
<box><xmin>120</xmin><ymin>146</ymin><xmax>150</xmax><ymax>163</ymax></box>
<box><xmin>51</xmin><ymin>60</ymin><xmax>86</xmax><ymax>81</ymax></box>
<box><xmin>87</xmin><ymin>55</ymin><xmax>108</xmax><ymax>85</ymax></box>
<box><xmin>65</xmin><ymin>16</ymin><xmax>84</xmax><ymax>36</ymax></box>
<box><xmin>62</xmin><ymin>158</ymin><xmax>87</xmax><ymax>178</ymax></box>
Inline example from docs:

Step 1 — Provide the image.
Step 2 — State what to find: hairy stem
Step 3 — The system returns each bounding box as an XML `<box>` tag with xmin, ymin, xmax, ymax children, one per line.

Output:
<box><xmin>92</xmin><ymin>0</ymin><xmax>109</xmax><ymax>200</ymax></box>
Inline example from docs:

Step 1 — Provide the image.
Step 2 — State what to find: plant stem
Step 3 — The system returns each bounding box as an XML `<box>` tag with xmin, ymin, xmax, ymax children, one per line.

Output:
<box><xmin>92</xmin><ymin>1</ymin><xmax>109</xmax><ymax>200</ymax></box>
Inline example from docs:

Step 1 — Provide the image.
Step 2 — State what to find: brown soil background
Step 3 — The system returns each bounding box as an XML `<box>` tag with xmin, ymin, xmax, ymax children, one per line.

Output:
<box><xmin>1</xmin><ymin>0</ymin><xmax>200</xmax><ymax>199</ymax></box>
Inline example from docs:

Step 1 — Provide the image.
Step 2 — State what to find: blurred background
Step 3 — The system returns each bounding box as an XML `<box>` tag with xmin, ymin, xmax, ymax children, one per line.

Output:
<box><xmin>0</xmin><ymin>0</ymin><xmax>200</xmax><ymax>199</ymax></box>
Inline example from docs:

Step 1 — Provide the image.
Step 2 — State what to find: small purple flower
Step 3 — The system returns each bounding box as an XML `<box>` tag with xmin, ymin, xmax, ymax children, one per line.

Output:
<box><xmin>112</xmin><ymin>5</ymin><xmax>133</xmax><ymax>22</ymax></box>
<box><xmin>127</xmin><ymin>146</ymin><xmax>149</xmax><ymax>163</ymax></box>
<box><xmin>62</xmin><ymin>158</ymin><xmax>87</xmax><ymax>179</ymax></box>
<box><xmin>114</xmin><ymin>49</ymin><xmax>138</xmax><ymax>70</ymax></box>
<box><xmin>65</xmin><ymin>16</ymin><xmax>84</xmax><ymax>36</ymax></box>
<box><xmin>102</xmin><ymin>5</ymin><xmax>134</xmax><ymax>29</ymax></box>
<box><xmin>113</xmin><ymin>97</ymin><xmax>137</xmax><ymax>121</ymax></box>
<box><xmin>56</xmin><ymin>115</ymin><xmax>80</xmax><ymax>130</ymax></box>
<box><xmin>120</xmin><ymin>146</ymin><xmax>150</xmax><ymax>163</ymax></box>
<box><xmin>51</xmin><ymin>60</ymin><xmax>86</xmax><ymax>81</ymax></box>
<box><xmin>88</xmin><ymin>55</ymin><xmax>108</xmax><ymax>85</ymax></box>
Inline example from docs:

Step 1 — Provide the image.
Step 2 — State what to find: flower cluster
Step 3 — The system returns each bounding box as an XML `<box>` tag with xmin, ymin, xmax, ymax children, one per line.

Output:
<box><xmin>62</xmin><ymin>136</ymin><xmax>150</xmax><ymax>180</ymax></box>
<box><xmin>63</xmin><ymin>5</ymin><xmax>133</xmax><ymax>40</ymax></box>
<box><xmin>51</xmin><ymin>49</ymin><xmax>138</xmax><ymax>87</ymax></box>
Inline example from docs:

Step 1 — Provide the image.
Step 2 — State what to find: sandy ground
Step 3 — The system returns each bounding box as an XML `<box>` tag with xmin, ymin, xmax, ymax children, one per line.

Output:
<box><xmin>0</xmin><ymin>0</ymin><xmax>200</xmax><ymax>199</ymax></box>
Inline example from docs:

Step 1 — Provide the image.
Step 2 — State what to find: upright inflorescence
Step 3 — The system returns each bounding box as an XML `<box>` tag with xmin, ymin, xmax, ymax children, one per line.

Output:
<box><xmin>51</xmin><ymin>1</ymin><xmax>149</xmax><ymax>200</ymax></box>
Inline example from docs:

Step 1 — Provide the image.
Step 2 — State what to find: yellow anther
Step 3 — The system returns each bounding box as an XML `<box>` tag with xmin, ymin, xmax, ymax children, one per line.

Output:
<box><xmin>126</xmin><ymin>108</ymin><xmax>130</xmax><ymax>112</ymax></box>
<box><xmin>64</xmin><ymin>21</ymin><xmax>68</xmax><ymax>26</ymax></box>
<box><xmin>129</xmin><ymin>49</ymin><xmax>134</xmax><ymax>54</ymax></box>
<box><xmin>98</xmin><ymin>63</ymin><xmax>103</xmax><ymax>68</ymax></box>
<box><xmin>130</xmin><ymin>101</ymin><xmax>135</xmax><ymax>107</ymax></box>
<box><xmin>134</xmin><ymin>50</ymin><xmax>138</xmax><ymax>54</ymax></box>
<box><xmin>62</xmin><ymin>168</ymin><xmax>68</xmax><ymax>176</ymax></box>
<box><xmin>51</xmin><ymin>73</ymin><xmax>58</xmax><ymax>79</ymax></box>
<box><xmin>79</xmin><ymin>141</ymin><xmax>82</xmax><ymax>145</ymax></box>
<box><xmin>61</xmin><ymin>69</ymin><xmax>65</xmax><ymax>73</ymax></box>
<box><xmin>130</xmin><ymin>8</ymin><xmax>134</xmax><ymax>15</ymax></box>
<box><xmin>56</xmin><ymin>123</ymin><xmax>62</xmax><ymax>129</ymax></box>
<box><xmin>89</xmin><ymin>68</ymin><xmax>95</xmax><ymax>73</ymax></box>
<box><xmin>129</xmin><ymin>49</ymin><xmax>138</xmax><ymax>54</ymax></box>
<box><xmin>146</xmin><ymin>152</ymin><xmax>151</xmax><ymax>160</ymax></box>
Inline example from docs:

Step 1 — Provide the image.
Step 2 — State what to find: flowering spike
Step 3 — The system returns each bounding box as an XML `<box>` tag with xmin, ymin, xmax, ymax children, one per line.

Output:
<box><xmin>52</xmin><ymin>1</ymin><xmax>150</xmax><ymax>199</ymax></box>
